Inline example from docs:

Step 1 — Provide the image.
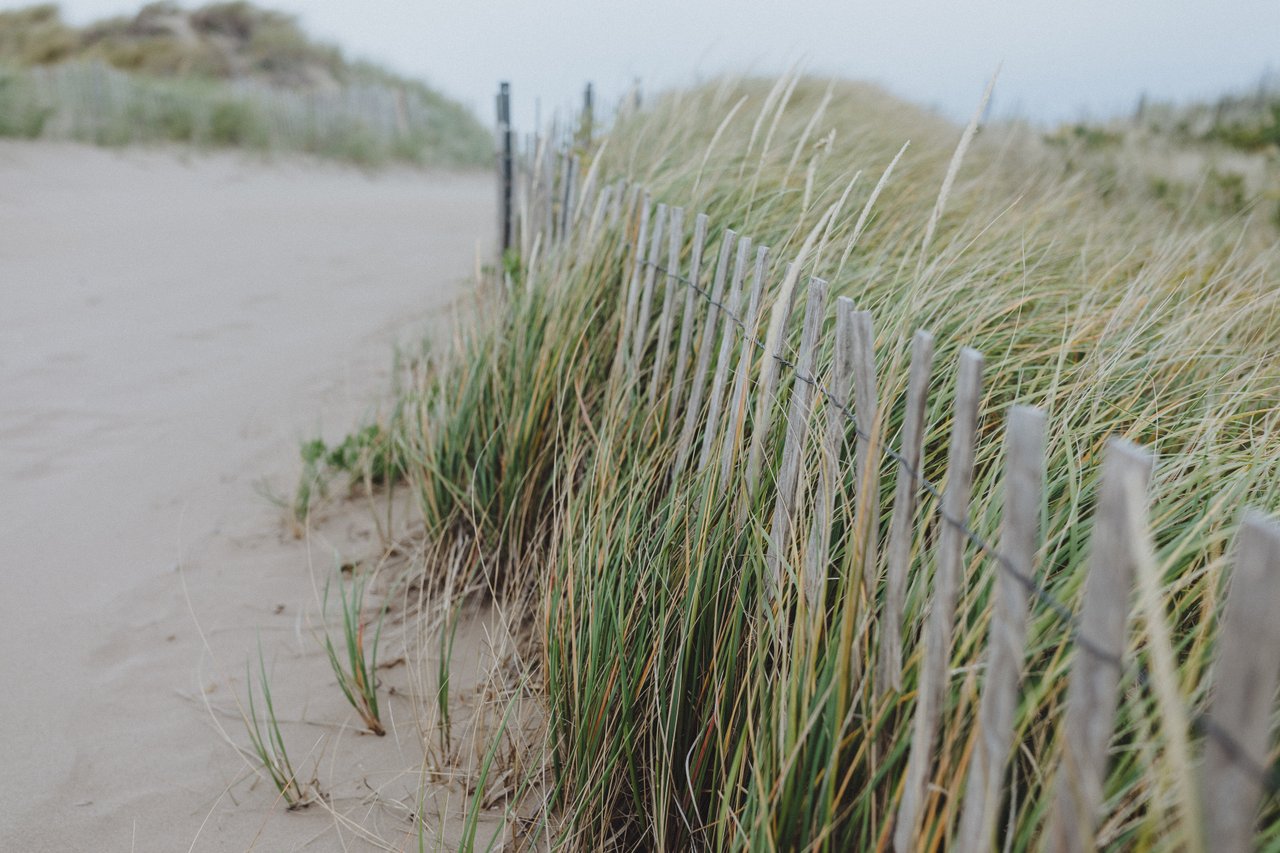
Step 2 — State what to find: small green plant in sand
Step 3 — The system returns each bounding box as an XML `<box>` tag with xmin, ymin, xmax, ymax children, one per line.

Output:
<box><xmin>293</xmin><ymin>423</ymin><xmax>399</xmax><ymax>524</ymax></box>
<box><xmin>244</xmin><ymin>644</ymin><xmax>308</xmax><ymax>808</ymax></box>
<box><xmin>321</xmin><ymin>568</ymin><xmax>387</xmax><ymax>736</ymax></box>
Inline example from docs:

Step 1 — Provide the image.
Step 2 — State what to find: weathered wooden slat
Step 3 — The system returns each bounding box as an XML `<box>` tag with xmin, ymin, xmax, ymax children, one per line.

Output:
<box><xmin>518</xmin><ymin>132</ymin><xmax>534</xmax><ymax>261</ymax></box>
<box><xmin>552</xmin><ymin>151</ymin><xmax>568</xmax><ymax>243</ymax></box>
<box><xmin>649</xmin><ymin>206</ymin><xmax>686</xmax><ymax>407</ymax></box>
<box><xmin>764</xmin><ymin>277</ymin><xmax>830</xmax><ymax>596</ymax></box>
<box><xmin>1200</xmin><ymin>512</ymin><xmax>1280</xmax><ymax>853</ymax></box>
<box><xmin>537</xmin><ymin>136</ymin><xmax>553</xmax><ymax>247</ymax></box>
<box><xmin>719</xmin><ymin>247</ymin><xmax>772</xmax><ymax>492</ymax></box>
<box><xmin>803</xmin><ymin>295</ymin><xmax>855</xmax><ymax>608</ymax></box>
<box><xmin>956</xmin><ymin>405</ymin><xmax>1047</xmax><ymax>853</ymax></box>
<box><xmin>560</xmin><ymin>153</ymin><xmax>579</xmax><ymax>240</ymax></box>
<box><xmin>587</xmin><ymin>184</ymin><xmax>612</xmax><ymax>244</ymax></box>
<box><xmin>849</xmin><ymin>309</ymin><xmax>881</xmax><ymax>592</ymax></box>
<box><xmin>629</xmin><ymin>203</ymin><xmax>668</xmax><ymax>378</ymax></box>
<box><xmin>673</xmin><ymin>230</ymin><xmax>736</xmax><ymax>475</ymax></box>
<box><xmin>697</xmin><ymin>237</ymin><xmax>753</xmax><ymax>471</ymax></box>
<box><xmin>576</xmin><ymin>155</ymin><xmax>595</xmax><ymax>231</ymax></box>
<box><xmin>878</xmin><ymin>330</ymin><xmax>937</xmax><ymax>693</ymax></box>
<box><xmin>667</xmin><ymin>213</ymin><xmax>710</xmax><ymax>425</ymax></box>
<box><xmin>894</xmin><ymin>347</ymin><xmax>984</xmax><ymax>853</ymax></box>
<box><xmin>575</xmin><ymin>161</ymin><xmax>594</xmax><ymax>237</ymax></box>
<box><xmin>1045</xmin><ymin>439</ymin><xmax>1153</xmax><ymax>853</ymax></box>
<box><xmin>618</xmin><ymin>194</ymin><xmax>652</xmax><ymax>373</ymax></box>
<box><xmin>743</xmin><ymin>264</ymin><xmax>801</xmax><ymax>506</ymax></box>
<box><xmin>609</xmin><ymin>178</ymin><xmax>627</xmax><ymax>228</ymax></box>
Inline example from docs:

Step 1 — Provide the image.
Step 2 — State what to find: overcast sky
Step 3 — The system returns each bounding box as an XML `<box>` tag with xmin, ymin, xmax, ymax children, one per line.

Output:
<box><xmin>10</xmin><ymin>1</ymin><xmax>1279</xmax><ymax>128</ymax></box>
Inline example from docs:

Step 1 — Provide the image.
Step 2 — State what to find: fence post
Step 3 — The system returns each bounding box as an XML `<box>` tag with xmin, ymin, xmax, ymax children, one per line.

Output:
<box><xmin>519</xmin><ymin>131</ymin><xmax>536</xmax><ymax>261</ymax></box>
<box><xmin>619</xmin><ymin>192</ymin><xmax>652</xmax><ymax>372</ymax></box>
<box><xmin>1200</xmin><ymin>512</ymin><xmax>1280</xmax><ymax>853</ymax></box>
<box><xmin>719</xmin><ymin>246</ymin><xmax>772</xmax><ymax>492</ymax></box>
<box><xmin>586</xmin><ymin>183</ymin><xmax>611</xmax><ymax>244</ymax></box>
<box><xmin>804</xmin><ymin>296</ymin><xmax>856</xmax><ymax>607</ymax></box>
<box><xmin>629</xmin><ymin>203</ymin><xmax>668</xmax><ymax>378</ymax></box>
<box><xmin>1046</xmin><ymin>439</ymin><xmax>1153</xmax><ymax>853</ymax></box>
<box><xmin>541</xmin><ymin>136</ymin><xmax>555</xmax><ymax>247</ymax></box>
<box><xmin>609</xmin><ymin>178</ymin><xmax>627</xmax><ymax>228</ymax></box>
<box><xmin>649</xmin><ymin>207</ymin><xmax>686</xmax><ymax>408</ymax></box>
<box><xmin>697</xmin><ymin>237</ymin><xmax>753</xmax><ymax>471</ymax></box>
<box><xmin>878</xmin><ymin>330</ymin><xmax>936</xmax><ymax>694</ymax></box>
<box><xmin>765</xmin><ymin>278</ymin><xmax>830</xmax><ymax>597</ymax></box>
<box><xmin>667</xmin><ymin>213</ymin><xmax>709</xmax><ymax>425</ymax></box>
<box><xmin>582</xmin><ymin>81</ymin><xmax>594</xmax><ymax>142</ymax></box>
<box><xmin>495</xmin><ymin>82</ymin><xmax>513</xmax><ymax>257</ymax></box>
<box><xmin>894</xmin><ymin>347</ymin><xmax>984</xmax><ymax>853</ymax></box>
<box><xmin>849</xmin><ymin>309</ymin><xmax>880</xmax><ymax>592</ymax></box>
<box><xmin>744</xmin><ymin>264</ymin><xmax>802</xmax><ymax>505</ymax></box>
<box><xmin>956</xmin><ymin>405</ymin><xmax>1046</xmax><ymax>852</ymax></box>
<box><xmin>560</xmin><ymin>154</ymin><xmax>579</xmax><ymax>240</ymax></box>
<box><xmin>673</xmin><ymin>230</ymin><xmax>736</xmax><ymax>476</ymax></box>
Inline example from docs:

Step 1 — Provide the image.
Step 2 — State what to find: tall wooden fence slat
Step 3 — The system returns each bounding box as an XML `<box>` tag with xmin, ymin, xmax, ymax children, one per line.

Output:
<box><xmin>667</xmin><ymin>213</ymin><xmax>710</xmax><ymax>424</ymax></box>
<box><xmin>586</xmin><ymin>184</ymin><xmax>611</xmax><ymax>246</ymax></box>
<box><xmin>742</xmin><ymin>265</ymin><xmax>800</xmax><ymax>506</ymax></box>
<box><xmin>540</xmin><ymin>138</ymin><xmax>555</xmax><ymax>248</ymax></box>
<box><xmin>576</xmin><ymin>155</ymin><xmax>596</xmax><ymax>231</ymax></box>
<box><xmin>804</xmin><ymin>296</ymin><xmax>856</xmax><ymax>607</ymax></box>
<box><xmin>765</xmin><ymin>278</ymin><xmax>830</xmax><ymax>596</ymax></box>
<box><xmin>560</xmin><ymin>154</ymin><xmax>579</xmax><ymax>240</ymax></box>
<box><xmin>1046</xmin><ymin>439</ymin><xmax>1153</xmax><ymax>853</ymax></box>
<box><xmin>649</xmin><ymin>206</ymin><xmax>686</xmax><ymax>407</ymax></box>
<box><xmin>609</xmin><ymin>178</ymin><xmax>627</xmax><ymax>228</ymax></box>
<box><xmin>719</xmin><ymin>246</ymin><xmax>771</xmax><ymax>492</ymax></box>
<box><xmin>894</xmin><ymin>347</ymin><xmax>984</xmax><ymax>853</ymax></box>
<box><xmin>551</xmin><ymin>151</ymin><xmax>567</xmax><ymax>243</ymax></box>
<box><xmin>956</xmin><ymin>405</ymin><xmax>1046</xmax><ymax>852</ymax></box>
<box><xmin>618</xmin><ymin>193</ymin><xmax>651</xmax><ymax>371</ymax></box>
<box><xmin>1201</xmin><ymin>512</ymin><xmax>1280</xmax><ymax>853</ymax></box>
<box><xmin>519</xmin><ymin>132</ymin><xmax>534</xmax><ymax>260</ymax></box>
<box><xmin>630</xmin><ymin>203</ymin><xmax>668</xmax><ymax>377</ymax></box>
<box><xmin>878</xmin><ymin>329</ymin><xmax>936</xmax><ymax>694</ymax></box>
<box><xmin>673</xmin><ymin>230</ymin><xmax>736</xmax><ymax>475</ymax></box>
<box><xmin>850</xmin><ymin>309</ymin><xmax>881</xmax><ymax>593</ymax></box>
<box><xmin>697</xmin><ymin>237</ymin><xmax>753</xmax><ymax>471</ymax></box>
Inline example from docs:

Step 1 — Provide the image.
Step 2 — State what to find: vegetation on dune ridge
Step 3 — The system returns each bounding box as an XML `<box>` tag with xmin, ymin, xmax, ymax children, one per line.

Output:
<box><xmin>0</xmin><ymin>3</ymin><xmax>489</xmax><ymax>166</ymax></box>
<box><xmin>1045</xmin><ymin>74</ymin><xmax>1280</xmax><ymax>234</ymax></box>
<box><xmin>317</xmin><ymin>76</ymin><xmax>1280</xmax><ymax>849</ymax></box>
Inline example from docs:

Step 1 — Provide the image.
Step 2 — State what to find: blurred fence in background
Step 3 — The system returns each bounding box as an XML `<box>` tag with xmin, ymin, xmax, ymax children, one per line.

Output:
<box><xmin>0</xmin><ymin>60</ymin><xmax>481</xmax><ymax>165</ymax></box>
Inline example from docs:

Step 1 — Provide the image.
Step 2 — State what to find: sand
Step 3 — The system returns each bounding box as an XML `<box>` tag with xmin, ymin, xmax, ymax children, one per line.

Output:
<box><xmin>0</xmin><ymin>142</ymin><xmax>515</xmax><ymax>850</ymax></box>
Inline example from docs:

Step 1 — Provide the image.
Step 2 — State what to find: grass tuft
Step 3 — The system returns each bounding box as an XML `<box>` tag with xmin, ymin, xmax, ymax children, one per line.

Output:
<box><xmin>321</xmin><ymin>567</ymin><xmax>387</xmax><ymax>736</ymax></box>
<box><xmin>244</xmin><ymin>641</ymin><xmax>310</xmax><ymax>809</ymax></box>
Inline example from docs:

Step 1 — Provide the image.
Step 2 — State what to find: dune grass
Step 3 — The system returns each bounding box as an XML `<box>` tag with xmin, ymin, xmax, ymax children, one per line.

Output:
<box><xmin>0</xmin><ymin>4</ymin><xmax>490</xmax><ymax>166</ymax></box>
<box><xmin>321</xmin><ymin>567</ymin><xmax>388</xmax><ymax>736</ymax></box>
<box><xmin>325</xmin><ymin>76</ymin><xmax>1280</xmax><ymax>849</ymax></box>
<box><xmin>0</xmin><ymin>59</ymin><xmax>490</xmax><ymax>166</ymax></box>
<box><xmin>245</xmin><ymin>642</ymin><xmax>310</xmax><ymax>809</ymax></box>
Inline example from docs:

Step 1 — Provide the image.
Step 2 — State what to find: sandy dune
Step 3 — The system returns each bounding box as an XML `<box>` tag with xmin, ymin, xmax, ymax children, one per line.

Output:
<box><xmin>0</xmin><ymin>143</ymin><xmax>495</xmax><ymax>850</ymax></box>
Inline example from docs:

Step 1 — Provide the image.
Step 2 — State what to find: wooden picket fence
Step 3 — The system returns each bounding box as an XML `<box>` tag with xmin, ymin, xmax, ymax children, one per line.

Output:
<box><xmin>493</xmin><ymin>84</ymin><xmax>1280</xmax><ymax>852</ymax></box>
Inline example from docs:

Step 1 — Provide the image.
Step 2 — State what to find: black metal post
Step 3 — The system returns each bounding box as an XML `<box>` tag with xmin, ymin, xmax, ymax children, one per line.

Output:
<box><xmin>496</xmin><ymin>82</ymin><xmax>514</xmax><ymax>255</ymax></box>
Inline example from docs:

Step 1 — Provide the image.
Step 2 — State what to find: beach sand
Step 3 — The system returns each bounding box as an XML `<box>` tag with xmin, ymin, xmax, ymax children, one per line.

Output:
<box><xmin>0</xmin><ymin>142</ymin><xmax>510</xmax><ymax>850</ymax></box>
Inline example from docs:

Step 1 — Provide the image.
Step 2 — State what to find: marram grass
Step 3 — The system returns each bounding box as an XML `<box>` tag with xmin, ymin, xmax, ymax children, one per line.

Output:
<box><xmin>384</xmin><ymin>76</ymin><xmax>1280</xmax><ymax>849</ymax></box>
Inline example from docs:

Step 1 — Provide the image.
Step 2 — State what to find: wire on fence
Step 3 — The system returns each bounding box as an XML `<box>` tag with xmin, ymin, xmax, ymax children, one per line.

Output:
<box><xmin>637</xmin><ymin>255</ymin><xmax>1280</xmax><ymax>799</ymax></box>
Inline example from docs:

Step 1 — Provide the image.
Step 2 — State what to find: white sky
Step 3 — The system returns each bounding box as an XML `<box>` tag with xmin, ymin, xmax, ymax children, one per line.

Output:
<box><xmin>8</xmin><ymin>1</ymin><xmax>1279</xmax><ymax>129</ymax></box>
